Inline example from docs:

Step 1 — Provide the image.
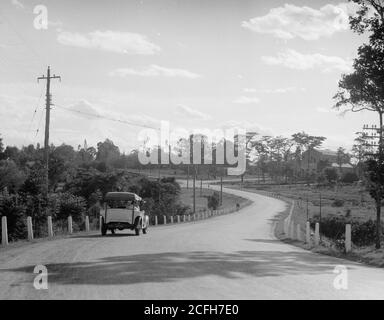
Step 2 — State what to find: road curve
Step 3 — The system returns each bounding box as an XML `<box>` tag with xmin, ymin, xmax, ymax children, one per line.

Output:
<box><xmin>0</xmin><ymin>184</ymin><xmax>384</xmax><ymax>300</ymax></box>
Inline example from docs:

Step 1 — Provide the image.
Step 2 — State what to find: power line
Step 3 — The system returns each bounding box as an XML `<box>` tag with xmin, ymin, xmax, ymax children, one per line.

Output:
<box><xmin>53</xmin><ymin>104</ymin><xmax>161</xmax><ymax>131</ymax></box>
<box><xmin>23</xmin><ymin>87</ymin><xmax>44</xmax><ymax>145</ymax></box>
<box><xmin>34</xmin><ymin>108</ymin><xmax>45</xmax><ymax>142</ymax></box>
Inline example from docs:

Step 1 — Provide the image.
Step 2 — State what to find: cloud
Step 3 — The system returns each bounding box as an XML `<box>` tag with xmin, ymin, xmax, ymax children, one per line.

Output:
<box><xmin>176</xmin><ymin>105</ymin><xmax>211</xmax><ymax>121</ymax></box>
<box><xmin>57</xmin><ymin>30</ymin><xmax>161</xmax><ymax>55</ymax></box>
<box><xmin>220</xmin><ymin>120</ymin><xmax>273</xmax><ymax>136</ymax></box>
<box><xmin>242</xmin><ymin>2</ymin><xmax>359</xmax><ymax>40</ymax></box>
<box><xmin>11</xmin><ymin>0</ymin><xmax>24</xmax><ymax>9</ymax></box>
<box><xmin>233</xmin><ymin>96</ymin><xmax>261</xmax><ymax>105</ymax></box>
<box><xmin>110</xmin><ymin>65</ymin><xmax>201</xmax><ymax>79</ymax></box>
<box><xmin>244</xmin><ymin>87</ymin><xmax>306</xmax><ymax>94</ymax></box>
<box><xmin>262</xmin><ymin>49</ymin><xmax>352</xmax><ymax>72</ymax></box>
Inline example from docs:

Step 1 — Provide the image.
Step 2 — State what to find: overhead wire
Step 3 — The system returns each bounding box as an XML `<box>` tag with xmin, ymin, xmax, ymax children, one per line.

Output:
<box><xmin>53</xmin><ymin>104</ymin><xmax>161</xmax><ymax>131</ymax></box>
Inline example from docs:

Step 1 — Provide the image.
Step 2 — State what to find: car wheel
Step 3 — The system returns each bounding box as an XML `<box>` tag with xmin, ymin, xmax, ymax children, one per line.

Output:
<box><xmin>111</xmin><ymin>229</ymin><xmax>115</xmax><ymax>235</ymax></box>
<box><xmin>135</xmin><ymin>226</ymin><xmax>141</xmax><ymax>236</ymax></box>
<box><xmin>143</xmin><ymin>227</ymin><xmax>148</xmax><ymax>234</ymax></box>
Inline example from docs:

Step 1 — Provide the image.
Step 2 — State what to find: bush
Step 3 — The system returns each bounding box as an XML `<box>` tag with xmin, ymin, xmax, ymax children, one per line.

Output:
<box><xmin>324</xmin><ymin>168</ymin><xmax>338</xmax><ymax>185</ymax></box>
<box><xmin>310</xmin><ymin>215</ymin><xmax>383</xmax><ymax>247</ymax></box>
<box><xmin>341</xmin><ymin>172</ymin><xmax>359</xmax><ymax>184</ymax></box>
<box><xmin>0</xmin><ymin>194</ymin><xmax>27</xmax><ymax>241</ymax></box>
<box><xmin>332</xmin><ymin>199</ymin><xmax>345</xmax><ymax>207</ymax></box>
<box><xmin>49</xmin><ymin>192</ymin><xmax>87</xmax><ymax>228</ymax></box>
<box><xmin>208</xmin><ymin>192</ymin><xmax>220</xmax><ymax>210</ymax></box>
<box><xmin>310</xmin><ymin>215</ymin><xmax>345</xmax><ymax>240</ymax></box>
<box><xmin>351</xmin><ymin>220</ymin><xmax>378</xmax><ymax>247</ymax></box>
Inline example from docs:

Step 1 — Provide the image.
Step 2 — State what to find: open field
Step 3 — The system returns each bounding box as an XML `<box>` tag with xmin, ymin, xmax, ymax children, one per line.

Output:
<box><xmin>224</xmin><ymin>182</ymin><xmax>384</xmax><ymax>267</ymax></box>
<box><xmin>225</xmin><ymin>182</ymin><xmax>381</xmax><ymax>223</ymax></box>
<box><xmin>179</xmin><ymin>187</ymin><xmax>249</xmax><ymax>213</ymax></box>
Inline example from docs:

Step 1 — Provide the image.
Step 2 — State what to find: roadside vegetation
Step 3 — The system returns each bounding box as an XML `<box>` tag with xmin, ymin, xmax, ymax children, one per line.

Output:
<box><xmin>179</xmin><ymin>188</ymin><xmax>249</xmax><ymax>213</ymax></box>
<box><xmin>0</xmin><ymin>138</ymin><xmax>191</xmax><ymax>243</ymax></box>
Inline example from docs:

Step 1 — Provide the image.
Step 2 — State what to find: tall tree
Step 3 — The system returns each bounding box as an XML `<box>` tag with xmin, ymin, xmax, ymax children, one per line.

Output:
<box><xmin>96</xmin><ymin>139</ymin><xmax>120</xmax><ymax>166</ymax></box>
<box><xmin>292</xmin><ymin>132</ymin><xmax>326</xmax><ymax>180</ymax></box>
<box><xmin>334</xmin><ymin>0</ymin><xmax>384</xmax><ymax>248</ymax></box>
<box><xmin>351</xmin><ymin>132</ymin><xmax>370</xmax><ymax>176</ymax></box>
<box><xmin>0</xmin><ymin>135</ymin><xmax>3</xmax><ymax>154</ymax></box>
<box><xmin>336</xmin><ymin>147</ymin><xmax>350</xmax><ymax>171</ymax></box>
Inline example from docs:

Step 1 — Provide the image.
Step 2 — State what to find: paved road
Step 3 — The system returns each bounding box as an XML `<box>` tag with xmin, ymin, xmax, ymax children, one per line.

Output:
<box><xmin>0</xmin><ymin>184</ymin><xmax>384</xmax><ymax>300</ymax></box>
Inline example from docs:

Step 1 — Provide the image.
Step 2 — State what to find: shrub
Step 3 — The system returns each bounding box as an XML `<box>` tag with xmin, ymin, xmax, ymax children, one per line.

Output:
<box><xmin>0</xmin><ymin>194</ymin><xmax>27</xmax><ymax>241</ymax></box>
<box><xmin>341</xmin><ymin>172</ymin><xmax>359</xmax><ymax>184</ymax></box>
<box><xmin>351</xmin><ymin>220</ymin><xmax>378</xmax><ymax>247</ymax></box>
<box><xmin>324</xmin><ymin>168</ymin><xmax>339</xmax><ymax>185</ymax></box>
<box><xmin>49</xmin><ymin>192</ymin><xmax>87</xmax><ymax>228</ymax></box>
<box><xmin>208</xmin><ymin>192</ymin><xmax>220</xmax><ymax>210</ymax></box>
<box><xmin>310</xmin><ymin>215</ymin><xmax>383</xmax><ymax>247</ymax></box>
<box><xmin>332</xmin><ymin>199</ymin><xmax>345</xmax><ymax>207</ymax></box>
<box><xmin>310</xmin><ymin>215</ymin><xmax>346</xmax><ymax>240</ymax></box>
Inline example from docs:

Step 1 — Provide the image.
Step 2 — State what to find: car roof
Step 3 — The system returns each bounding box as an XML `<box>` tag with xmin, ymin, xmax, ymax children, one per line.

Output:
<box><xmin>105</xmin><ymin>192</ymin><xmax>142</xmax><ymax>201</ymax></box>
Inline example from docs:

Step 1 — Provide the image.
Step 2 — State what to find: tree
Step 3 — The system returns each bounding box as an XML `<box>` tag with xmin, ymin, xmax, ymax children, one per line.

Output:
<box><xmin>334</xmin><ymin>0</ymin><xmax>384</xmax><ymax>248</ymax></box>
<box><xmin>0</xmin><ymin>135</ymin><xmax>4</xmax><ymax>155</ymax></box>
<box><xmin>208</xmin><ymin>192</ymin><xmax>220</xmax><ymax>210</ymax></box>
<box><xmin>0</xmin><ymin>160</ymin><xmax>25</xmax><ymax>193</ymax></box>
<box><xmin>324</xmin><ymin>167</ymin><xmax>339</xmax><ymax>185</ymax></box>
<box><xmin>251</xmin><ymin>136</ymin><xmax>272</xmax><ymax>183</ymax></box>
<box><xmin>96</xmin><ymin>139</ymin><xmax>120</xmax><ymax>165</ymax></box>
<box><xmin>292</xmin><ymin>132</ymin><xmax>326</xmax><ymax>182</ymax></box>
<box><xmin>336</xmin><ymin>147</ymin><xmax>350</xmax><ymax>171</ymax></box>
<box><xmin>352</xmin><ymin>132</ymin><xmax>370</xmax><ymax>177</ymax></box>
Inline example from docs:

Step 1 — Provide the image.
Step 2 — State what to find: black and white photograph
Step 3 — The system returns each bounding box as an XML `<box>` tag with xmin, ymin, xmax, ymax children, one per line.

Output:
<box><xmin>0</xmin><ymin>0</ymin><xmax>384</xmax><ymax>305</ymax></box>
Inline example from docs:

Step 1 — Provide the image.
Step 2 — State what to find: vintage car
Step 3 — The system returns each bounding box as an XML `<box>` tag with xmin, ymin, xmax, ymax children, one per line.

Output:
<box><xmin>100</xmin><ymin>192</ymin><xmax>149</xmax><ymax>236</ymax></box>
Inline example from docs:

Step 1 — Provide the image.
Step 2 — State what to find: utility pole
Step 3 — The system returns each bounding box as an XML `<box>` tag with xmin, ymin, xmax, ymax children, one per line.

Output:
<box><xmin>187</xmin><ymin>165</ymin><xmax>190</xmax><ymax>189</ymax></box>
<box><xmin>319</xmin><ymin>193</ymin><xmax>322</xmax><ymax>241</ymax></box>
<box><xmin>363</xmin><ymin>123</ymin><xmax>384</xmax><ymax>249</ymax></box>
<box><xmin>193</xmin><ymin>166</ymin><xmax>196</xmax><ymax>213</ymax></box>
<box><xmin>220</xmin><ymin>173</ymin><xmax>223</xmax><ymax>206</ymax></box>
<box><xmin>37</xmin><ymin>66</ymin><xmax>61</xmax><ymax>200</ymax></box>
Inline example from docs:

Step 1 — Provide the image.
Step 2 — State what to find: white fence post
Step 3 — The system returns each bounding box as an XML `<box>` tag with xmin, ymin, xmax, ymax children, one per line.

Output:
<box><xmin>85</xmin><ymin>216</ymin><xmax>90</xmax><ymax>232</ymax></box>
<box><xmin>289</xmin><ymin>222</ymin><xmax>295</xmax><ymax>239</ymax></box>
<box><xmin>314</xmin><ymin>223</ymin><xmax>320</xmax><ymax>246</ymax></box>
<box><xmin>1</xmin><ymin>216</ymin><xmax>8</xmax><ymax>246</ymax></box>
<box><xmin>99</xmin><ymin>215</ymin><xmax>103</xmax><ymax>231</ymax></box>
<box><xmin>27</xmin><ymin>216</ymin><xmax>33</xmax><ymax>241</ymax></box>
<box><xmin>155</xmin><ymin>216</ymin><xmax>158</xmax><ymax>226</ymax></box>
<box><xmin>170</xmin><ymin>216</ymin><xmax>174</xmax><ymax>224</ymax></box>
<box><xmin>68</xmin><ymin>216</ymin><xmax>73</xmax><ymax>234</ymax></box>
<box><xmin>47</xmin><ymin>216</ymin><xmax>54</xmax><ymax>237</ymax></box>
<box><xmin>296</xmin><ymin>224</ymin><xmax>301</xmax><ymax>241</ymax></box>
<box><xmin>177</xmin><ymin>216</ymin><xmax>180</xmax><ymax>224</ymax></box>
<box><xmin>183</xmin><ymin>215</ymin><xmax>186</xmax><ymax>223</ymax></box>
<box><xmin>284</xmin><ymin>219</ymin><xmax>289</xmax><ymax>235</ymax></box>
<box><xmin>163</xmin><ymin>215</ymin><xmax>167</xmax><ymax>225</ymax></box>
<box><xmin>306</xmin><ymin>221</ymin><xmax>311</xmax><ymax>245</ymax></box>
<box><xmin>345</xmin><ymin>224</ymin><xmax>352</xmax><ymax>253</ymax></box>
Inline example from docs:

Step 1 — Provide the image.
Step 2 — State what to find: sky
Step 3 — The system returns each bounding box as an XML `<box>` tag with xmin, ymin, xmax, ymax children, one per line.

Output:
<box><xmin>0</xmin><ymin>0</ymin><xmax>379</xmax><ymax>153</ymax></box>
